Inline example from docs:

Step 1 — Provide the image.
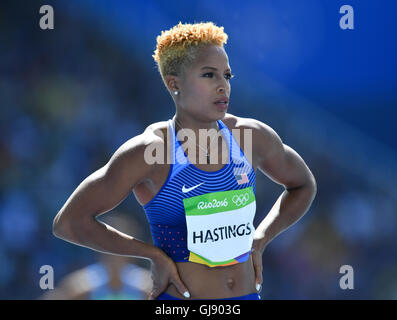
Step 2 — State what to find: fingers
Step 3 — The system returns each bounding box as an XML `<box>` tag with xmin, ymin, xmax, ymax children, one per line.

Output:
<box><xmin>148</xmin><ymin>286</ymin><xmax>162</xmax><ymax>300</ymax></box>
<box><xmin>170</xmin><ymin>273</ymin><xmax>190</xmax><ymax>299</ymax></box>
<box><xmin>149</xmin><ymin>252</ymin><xmax>190</xmax><ymax>300</ymax></box>
<box><xmin>252</xmin><ymin>252</ymin><xmax>263</xmax><ymax>292</ymax></box>
<box><xmin>149</xmin><ymin>271</ymin><xmax>190</xmax><ymax>300</ymax></box>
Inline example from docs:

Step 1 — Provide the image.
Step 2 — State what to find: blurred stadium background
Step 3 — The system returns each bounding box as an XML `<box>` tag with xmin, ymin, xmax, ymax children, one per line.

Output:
<box><xmin>1</xmin><ymin>0</ymin><xmax>396</xmax><ymax>299</ymax></box>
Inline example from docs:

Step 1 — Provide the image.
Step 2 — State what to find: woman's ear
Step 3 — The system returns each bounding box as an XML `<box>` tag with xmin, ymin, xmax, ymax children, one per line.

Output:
<box><xmin>165</xmin><ymin>75</ymin><xmax>179</xmax><ymax>93</ymax></box>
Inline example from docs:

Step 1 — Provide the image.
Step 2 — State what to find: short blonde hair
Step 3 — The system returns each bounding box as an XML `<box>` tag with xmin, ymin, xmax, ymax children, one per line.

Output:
<box><xmin>152</xmin><ymin>21</ymin><xmax>228</xmax><ymax>86</ymax></box>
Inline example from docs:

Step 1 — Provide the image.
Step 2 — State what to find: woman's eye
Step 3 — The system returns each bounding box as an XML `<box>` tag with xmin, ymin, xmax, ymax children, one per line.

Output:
<box><xmin>225</xmin><ymin>73</ymin><xmax>235</xmax><ymax>80</ymax></box>
<box><xmin>203</xmin><ymin>72</ymin><xmax>235</xmax><ymax>80</ymax></box>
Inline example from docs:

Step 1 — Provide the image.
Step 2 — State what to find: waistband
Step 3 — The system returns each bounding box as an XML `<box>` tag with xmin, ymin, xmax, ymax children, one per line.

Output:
<box><xmin>156</xmin><ymin>292</ymin><xmax>261</xmax><ymax>300</ymax></box>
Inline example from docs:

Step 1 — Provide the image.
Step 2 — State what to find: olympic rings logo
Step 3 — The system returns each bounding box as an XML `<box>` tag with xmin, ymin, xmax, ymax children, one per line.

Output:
<box><xmin>232</xmin><ymin>193</ymin><xmax>249</xmax><ymax>206</ymax></box>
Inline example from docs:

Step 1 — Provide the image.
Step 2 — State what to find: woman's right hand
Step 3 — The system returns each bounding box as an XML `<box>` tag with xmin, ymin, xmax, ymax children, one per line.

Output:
<box><xmin>148</xmin><ymin>249</ymin><xmax>190</xmax><ymax>300</ymax></box>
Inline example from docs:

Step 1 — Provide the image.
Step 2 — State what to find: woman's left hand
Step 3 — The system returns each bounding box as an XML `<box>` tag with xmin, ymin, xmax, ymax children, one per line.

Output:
<box><xmin>251</xmin><ymin>239</ymin><xmax>266</xmax><ymax>292</ymax></box>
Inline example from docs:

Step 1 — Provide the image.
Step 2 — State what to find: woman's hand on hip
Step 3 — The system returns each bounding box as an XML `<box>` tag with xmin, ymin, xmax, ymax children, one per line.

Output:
<box><xmin>252</xmin><ymin>239</ymin><xmax>265</xmax><ymax>292</ymax></box>
<box><xmin>148</xmin><ymin>249</ymin><xmax>190</xmax><ymax>300</ymax></box>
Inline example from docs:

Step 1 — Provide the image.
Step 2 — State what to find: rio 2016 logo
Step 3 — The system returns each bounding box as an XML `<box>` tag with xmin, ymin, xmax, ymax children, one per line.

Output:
<box><xmin>197</xmin><ymin>198</ymin><xmax>228</xmax><ymax>210</ymax></box>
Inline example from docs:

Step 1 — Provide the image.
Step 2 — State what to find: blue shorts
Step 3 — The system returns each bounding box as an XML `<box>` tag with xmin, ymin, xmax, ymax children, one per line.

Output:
<box><xmin>156</xmin><ymin>292</ymin><xmax>261</xmax><ymax>300</ymax></box>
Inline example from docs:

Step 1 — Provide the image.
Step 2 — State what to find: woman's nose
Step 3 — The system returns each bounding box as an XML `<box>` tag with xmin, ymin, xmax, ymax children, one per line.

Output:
<box><xmin>217</xmin><ymin>86</ymin><xmax>225</xmax><ymax>94</ymax></box>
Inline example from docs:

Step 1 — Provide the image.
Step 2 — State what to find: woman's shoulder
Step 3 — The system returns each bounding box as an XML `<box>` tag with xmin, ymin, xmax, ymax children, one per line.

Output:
<box><xmin>144</xmin><ymin>120</ymin><xmax>169</xmax><ymax>139</ymax></box>
<box><xmin>222</xmin><ymin>113</ymin><xmax>281</xmax><ymax>149</ymax></box>
<box><xmin>104</xmin><ymin>121</ymin><xmax>170</xmax><ymax>182</ymax></box>
<box><xmin>123</xmin><ymin>120</ymin><xmax>169</xmax><ymax>149</ymax></box>
<box><xmin>110</xmin><ymin>121</ymin><xmax>169</xmax><ymax>164</ymax></box>
<box><xmin>222</xmin><ymin>113</ymin><xmax>274</xmax><ymax>133</ymax></box>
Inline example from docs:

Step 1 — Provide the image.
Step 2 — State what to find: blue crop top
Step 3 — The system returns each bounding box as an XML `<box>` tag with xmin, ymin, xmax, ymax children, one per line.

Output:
<box><xmin>142</xmin><ymin>117</ymin><xmax>256</xmax><ymax>267</ymax></box>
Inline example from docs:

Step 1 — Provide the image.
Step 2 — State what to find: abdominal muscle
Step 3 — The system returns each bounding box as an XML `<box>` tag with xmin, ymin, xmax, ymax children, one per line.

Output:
<box><xmin>164</xmin><ymin>254</ymin><xmax>257</xmax><ymax>299</ymax></box>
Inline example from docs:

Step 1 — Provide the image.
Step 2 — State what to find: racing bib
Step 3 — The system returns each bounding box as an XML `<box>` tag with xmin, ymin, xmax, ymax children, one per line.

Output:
<box><xmin>183</xmin><ymin>187</ymin><xmax>256</xmax><ymax>267</ymax></box>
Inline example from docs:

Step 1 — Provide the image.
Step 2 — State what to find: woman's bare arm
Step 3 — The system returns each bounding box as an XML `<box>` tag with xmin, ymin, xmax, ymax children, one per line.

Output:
<box><xmin>52</xmin><ymin>127</ymin><xmax>191</xmax><ymax>299</ymax></box>
<box><xmin>251</xmin><ymin>120</ymin><xmax>317</xmax><ymax>250</ymax></box>
<box><xmin>243</xmin><ymin>118</ymin><xmax>317</xmax><ymax>291</ymax></box>
<box><xmin>52</xmin><ymin>131</ymin><xmax>161</xmax><ymax>261</ymax></box>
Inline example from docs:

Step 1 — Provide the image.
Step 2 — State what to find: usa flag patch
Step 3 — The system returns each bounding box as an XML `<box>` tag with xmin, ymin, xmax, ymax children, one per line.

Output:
<box><xmin>235</xmin><ymin>173</ymin><xmax>249</xmax><ymax>185</ymax></box>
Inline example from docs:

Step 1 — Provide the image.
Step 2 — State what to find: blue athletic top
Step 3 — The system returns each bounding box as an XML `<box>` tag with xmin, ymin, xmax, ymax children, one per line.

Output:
<box><xmin>142</xmin><ymin>118</ymin><xmax>256</xmax><ymax>264</ymax></box>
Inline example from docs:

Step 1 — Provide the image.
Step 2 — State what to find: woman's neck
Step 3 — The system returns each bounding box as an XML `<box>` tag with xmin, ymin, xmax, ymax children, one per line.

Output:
<box><xmin>173</xmin><ymin>113</ymin><xmax>219</xmax><ymax>132</ymax></box>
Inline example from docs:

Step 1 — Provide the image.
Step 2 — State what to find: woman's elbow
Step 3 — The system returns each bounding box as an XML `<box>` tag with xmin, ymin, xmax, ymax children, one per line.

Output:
<box><xmin>307</xmin><ymin>173</ymin><xmax>317</xmax><ymax>199</ymax></box>
<box><xmin>52</xmin><ymin>213</ymin><xmax>73</xmax><ymax>240</ymax></box>
<box><xmin>52</xmin><ymin>217</ymin><xmax>66</xmax><ymax>239</ymax></box>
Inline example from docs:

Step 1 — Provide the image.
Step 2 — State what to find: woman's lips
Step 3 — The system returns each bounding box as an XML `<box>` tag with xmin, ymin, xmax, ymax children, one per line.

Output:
<box><xmin>214</xmin><ymin>102</ymin><xmax>228</xmax><ymax>111</ymax></box>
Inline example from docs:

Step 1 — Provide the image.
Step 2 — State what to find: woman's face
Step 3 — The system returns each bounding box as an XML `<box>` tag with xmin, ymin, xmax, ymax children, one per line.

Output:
<box><xmin>174</xmin><ymin>44</ymin><xmax>233</xmax><ymax>122</ymax></box>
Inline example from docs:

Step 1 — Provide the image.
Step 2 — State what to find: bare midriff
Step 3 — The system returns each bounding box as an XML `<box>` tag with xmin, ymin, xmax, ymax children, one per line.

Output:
<box><xmin>164</xmin><ymin>254</ymin><xmax>257</xmax><ymax>299</ymax></box>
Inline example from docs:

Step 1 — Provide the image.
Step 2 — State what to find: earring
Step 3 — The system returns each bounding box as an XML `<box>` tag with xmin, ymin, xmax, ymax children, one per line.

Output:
<box><xmin>174</xmin><ymin>90</ymin><xmax>179</xmax><ymax>95</ymax></box>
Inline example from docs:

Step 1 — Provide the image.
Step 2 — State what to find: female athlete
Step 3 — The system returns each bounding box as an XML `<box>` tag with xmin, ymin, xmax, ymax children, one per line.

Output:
<box><xmin>53</xmin><ymin>21</ymin><xmax>317</xmax><ymax>300</ymax></box>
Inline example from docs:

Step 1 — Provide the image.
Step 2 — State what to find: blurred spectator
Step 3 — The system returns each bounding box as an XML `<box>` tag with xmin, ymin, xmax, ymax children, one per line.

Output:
<box><xmin>40</xmin><ymin>253</ymin><xmax>151</xmax><ymax>300</ymax></box>
<box><xmin>40</xmin><ymin>213</ymin><xmax>152</xmax><ymax>300</ymax></box>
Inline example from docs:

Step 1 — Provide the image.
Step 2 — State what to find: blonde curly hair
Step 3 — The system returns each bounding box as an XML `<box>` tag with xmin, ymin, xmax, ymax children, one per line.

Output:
<box><xmin>152</xmin><ymin>21</ymin><xmax>228</xmax><ymax>87</ymax></box>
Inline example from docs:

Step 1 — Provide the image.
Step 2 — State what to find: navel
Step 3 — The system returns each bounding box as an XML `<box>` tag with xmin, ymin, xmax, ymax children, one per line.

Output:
<box><xmin>226</xmin><ymin>278</ymin><xmax>235</xmax><ymax>289</ymax></box>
